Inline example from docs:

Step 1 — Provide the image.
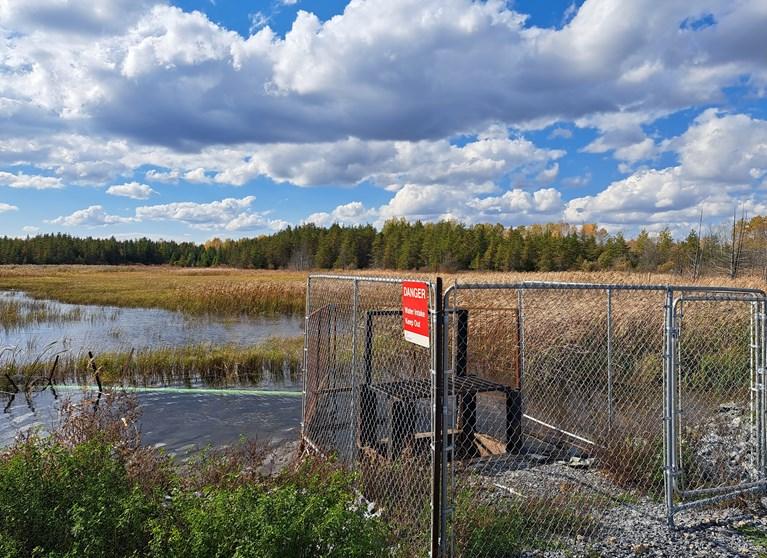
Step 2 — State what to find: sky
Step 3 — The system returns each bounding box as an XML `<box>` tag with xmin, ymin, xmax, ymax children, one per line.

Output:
<box><xmin>0</xmin><ymin>0</ymin><xmax>766</xmax><ymax>242</ymax></box>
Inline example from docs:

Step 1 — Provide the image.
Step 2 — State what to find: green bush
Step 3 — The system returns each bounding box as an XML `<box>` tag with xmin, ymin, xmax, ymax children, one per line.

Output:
<box><xmin>0</xmin><ymin>438</ymin><xmax>162</xmax><ymax>558</ymax></box>
<box><xmin>0</xmin><ymin>395</ymin><xmax>388</xmax><ymax>558</ymax></box>
<box><xmin>148</xmin><ymin>469</ymin><xmax>386</xmax><ymax>558</ymax></box>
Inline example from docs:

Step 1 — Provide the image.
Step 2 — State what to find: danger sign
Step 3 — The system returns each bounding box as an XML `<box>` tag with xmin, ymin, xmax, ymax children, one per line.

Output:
<box><xmin>402</xmin><ymin>281</ymin><xmax>430</xmax><ymax>347</ymax></box>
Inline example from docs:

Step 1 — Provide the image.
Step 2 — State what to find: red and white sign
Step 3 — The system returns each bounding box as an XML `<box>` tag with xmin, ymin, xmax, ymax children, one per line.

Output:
<box><xmin>402</xmin><ymin>281</ymin><xmax>430</xmax><ymax>348</ymax></box>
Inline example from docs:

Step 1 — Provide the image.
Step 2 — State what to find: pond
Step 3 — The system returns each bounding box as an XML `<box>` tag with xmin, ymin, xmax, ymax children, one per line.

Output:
<box><xmin>0</xmin><ymin>290</ymin><xmax>303</xmax><ymax>358</ymax></box>
<box><xmin>0</xmin><ymin>387</ymin><xmax>302</xmax><ymax>459</ymax></box>
<box><xmin>1</xmin><ymin>290</ymin><xmax>305</xmax><ymax>455</ymax></box>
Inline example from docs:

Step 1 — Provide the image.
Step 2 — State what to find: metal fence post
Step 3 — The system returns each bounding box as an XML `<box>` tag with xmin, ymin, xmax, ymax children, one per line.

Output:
<box><xmin>663</xmin><ymin>288</ymin><xmax>676</xmax><ymax>529</ymax></box>
<box><xmin>607</xmin><ymin>287</ymin><xmax>614</xmax><ymax>432</ymax></box>
<box><xmin>431</xmin><ymin>277</ymin><xmax>445</xmax><ymax>558</ymax></box>
<box><xmin>301</xmin><ymin>276</ymin><xmax>312</xmax><ymax>444</ymax></box>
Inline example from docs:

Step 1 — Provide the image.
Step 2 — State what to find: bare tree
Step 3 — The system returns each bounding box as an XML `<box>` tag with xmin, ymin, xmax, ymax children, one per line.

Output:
<box><xmin>730</xmin><ymin>204</ymin><xmax>747</xmax><ymax>279</ymax></box>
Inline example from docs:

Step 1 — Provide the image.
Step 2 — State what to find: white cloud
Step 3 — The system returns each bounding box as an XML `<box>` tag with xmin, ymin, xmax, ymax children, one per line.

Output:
<box><xmin>48</xmin><ymin>196</ymin><xmax>286</xmax><ymax>232</ymax></box>
<box><xmin>0</xmin><ymin>203</ymin><xmax>18</xmax><ymax>213</ymax></box>
<box><xmin>1</xmin><ymin>0</ymin><xmax>767</xmax><ymax>236</ymax></box>
<box><xmin>668</xmin><ymin>109</ymin><xmax>767</xmax><ymax>183</ymax></box>
<box><xmin>306</xmin><ymin>201</ymin><xmax>377</xmax><ymax>227</ymax></box>
<box><xmin>22</xmin><ymin>225</ymin><xmax>39</xmax><ymax>233</ymax></box>
<box><xmin>106</xmin><ymin>182</ymin><xmax>156</xmax><ymax>200</ymax></box>
<box><xmin>213</xmin><ymin>132</ymin><xmax>563</xmax><ymax>191</ymax></box>
<box><xmin>563</xmin><ymin>110</ymin><xmax>767</xmax><ymax>232</ymax></box>
<box><xmin>2</xmin><ymin>0</ymin><xmax>765</xmax><ymax>153</ymax></box>
<box><xmin>49</xmin><ymin>205</ymin><xmax>136</xmax><ymax>227</ymax></box>
<box><xmin>0</xmin><ymin>171</ymin><xmax>62</xmax><ymax>189</ymax></box>
<box><xmin>135</xmin><ymin>196</ymin><xmax>286</xmax><ymax>231</ymax></box>
<box><xmin>183</xmin><ymin>168</ymin><xmax>212</xmax><ymax>183</ymax></box>
<box><xmin>537</xmin><ymin>163</ymin><xmax>559</xmax><ymax>182</ymax></box>
<box><xmin>549</xmin><ymin>127</ymin><xmax>573</xmax><ymax>139</ymax></box>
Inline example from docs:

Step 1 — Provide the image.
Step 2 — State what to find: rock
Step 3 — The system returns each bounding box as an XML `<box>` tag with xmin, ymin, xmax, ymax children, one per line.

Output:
<box><xmin>631</xmin><ymin>543</ymin><xmax>650</xmax><ymax>555</ymax></box>
<box><xmin>719</xmin><ymin>402</ymin><xmax>740</xmax><ymax>413</ymax></box>
<box><xmin>567</xmin><ymin>456</ymin><xmax>595</xmax><ymax>469</ymax></box>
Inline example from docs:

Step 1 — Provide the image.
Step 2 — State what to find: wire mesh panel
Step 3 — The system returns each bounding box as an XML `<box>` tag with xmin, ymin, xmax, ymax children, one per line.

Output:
<box><xmin>443</xmin><ymin>283</ymin><xmax>766</xmax><ymax>557</ymax></box>
<box><xmin>303</xmin><ymin>275</ymin><xmax>436</xmax><ymax>554</ymax></box>
<box><xmin>304</xmin><ymin>278</ymin><xmax>767</xmax><ymax>556</ymax></box>
<box><xmin>669</xmin><ymin>292</ymin><xmax>767</xmax><ymax>517</ymax></box>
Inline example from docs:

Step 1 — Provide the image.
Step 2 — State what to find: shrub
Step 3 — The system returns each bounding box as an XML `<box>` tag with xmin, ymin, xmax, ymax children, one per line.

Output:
<box><xmin>0</xmin><ymin>438</ymin><xmax>163</xmax><ymax>558</ymax></box>
<box><xmin>148</xmin><ymin>469</ymin><xmax>387</xmax><ymax>558</ymax></box>
<box><xmin>0</xmin><ymin>393</ymin><xmax>388</xmax><ymax>558</ymax></box>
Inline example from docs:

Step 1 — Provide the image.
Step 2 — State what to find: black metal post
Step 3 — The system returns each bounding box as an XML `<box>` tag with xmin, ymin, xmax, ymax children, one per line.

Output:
<box><xmin>455</xmin><ymin>309</ymin><xmax>476</xmax><ymax>458</ymax></box>
<box><xmin>360</xmin><ymin>311</ymin><xmax>375</xmax><ymax>447</ymax></box>
<box><xmin>431</xmin><ymin>278</ymin><xmax>445</xmax><ymax>558</ymax></box>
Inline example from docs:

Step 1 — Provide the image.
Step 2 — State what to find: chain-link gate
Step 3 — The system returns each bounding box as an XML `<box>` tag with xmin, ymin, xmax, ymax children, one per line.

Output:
<box><xmin>666</xmin><ymin>291</ymin><xmax>767</xmax><ymax>524</ymax></box>
<box><xmin>302</xmin><ymin>277</ymin><xmax>767</xmax><ymax>556</ymax></box>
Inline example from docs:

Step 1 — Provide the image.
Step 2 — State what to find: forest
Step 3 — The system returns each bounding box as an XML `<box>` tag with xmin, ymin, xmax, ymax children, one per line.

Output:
<box><xmin>1</xmin><ymin>217</ymin><xmax>767</xmax><ymax>278</ymax></box>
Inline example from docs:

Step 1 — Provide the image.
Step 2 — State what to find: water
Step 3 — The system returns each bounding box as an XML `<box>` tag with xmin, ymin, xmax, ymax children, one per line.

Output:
<box><xmin>0</xmin><ymin>290</ymin><xmax>305</xmax><ymax>454</ymax></box>
<box><xmin>0</xmin><ymin>387</ymin><xmax>302</xmax><ymax>458</ymax></box>
<box><xmin>0</xmin><ymin>290</ymin><xmax>302</xmax><ymax>358</ymax></box>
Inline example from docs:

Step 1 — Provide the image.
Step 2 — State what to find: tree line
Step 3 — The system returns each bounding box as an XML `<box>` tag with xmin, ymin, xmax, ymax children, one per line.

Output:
<box><xmin>2</xmin><ymin>217</ymin><xmax>767</xmax><ymax>277</ymax></box>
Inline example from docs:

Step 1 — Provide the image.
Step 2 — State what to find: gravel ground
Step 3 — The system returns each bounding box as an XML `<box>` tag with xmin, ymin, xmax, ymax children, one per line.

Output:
<box><xmin>468</xmin><ymin>460</ymin><xmax>766</xmax><ymax>556</ymax></box>
<box><xmin>466</xmin><ymin>434</ymin><xmax>767</xmax><ymax>557</ymax></box>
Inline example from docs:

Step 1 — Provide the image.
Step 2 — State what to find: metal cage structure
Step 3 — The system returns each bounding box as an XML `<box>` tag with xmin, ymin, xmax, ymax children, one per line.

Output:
<box><xmin>302</xmin><ymin>275</ymin><xmax>767</xmax><ymax>557</ymax></box>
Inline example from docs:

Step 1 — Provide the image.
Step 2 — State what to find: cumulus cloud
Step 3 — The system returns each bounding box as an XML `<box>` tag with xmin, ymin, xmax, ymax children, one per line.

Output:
<box><xmin>135</xmin><ymin>196</ymin><xmax>287</xmax><ymax>231</ymax></box>
<box><xmin>22</xmin><ymin>225</ymin><xmax>39</xmax><ymax>233</ymax></box>
<box><xmin>213</xmin><ymin>131</ymin><xmax>563</xmax><ymax>190</ymax></box>
<box><xmin>0</xmin><ymin>171</ymin><xmax>62</xmax><ymax>189</ymax></box>
<box><xmin>2</xmin><ymin>0</ymin><xmax>767</xmax><ymax>235</ymax></box>
<box><xmin>49</xmin><ymin>196</ymin><xmax>286</xmax><ymax>232</ymax></box>
<box><xmin>563</xmin><ymin>110</ymin><xmax>767</xmax><ymax>232</ymax></box>
<box><xmin>306</xmin><ymin>202</ymin><xmax>378</xmax><ymax>227</ymax></box>
<box><xmin>0</xmin><ymin>203</ymin><xmax>18</xmax><ymax>213</ymax></box>
<box><xmin>49</xmin><ymin>205</ymin><xmax>136</xmax><ymax>227</ymax></box>
<box><xmin>106</xmin><ymin>182</ymin><xmax>156</xmax><ymax>200</ymax></box>
<box><xmin>2</xmin><ymin>0</ymin><xmax>766</xmax><ymax>152</ymax></box>
<box><xmin>668</xmin><ymin>109</ymin><xmax>767</xmax><ymax>183</ymax></box>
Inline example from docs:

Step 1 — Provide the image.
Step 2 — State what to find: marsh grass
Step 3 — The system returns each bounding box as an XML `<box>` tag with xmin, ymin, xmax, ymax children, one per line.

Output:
<box><xmin>3</xmin><ymin>265</ymin><xmax>766</xmax><ymax>319</ymax></box>
<box><xmin>1</xmin><ymin>337</ymin><xmax>304</xmax><ymax>388</ymax></box>
<box><xmin>0</xmin><ymin>266</ymin><xmax>308</xmax><ymax>317</ymax></box>
<box><xmin>0</xmin><ymin>295</ymin><xmax>83</xmax><ymax>331</ymax></box>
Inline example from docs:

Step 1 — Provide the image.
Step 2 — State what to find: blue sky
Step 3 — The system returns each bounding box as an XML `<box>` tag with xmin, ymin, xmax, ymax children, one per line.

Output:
<box><xmin>0</xmin><ymin>0</ymin><xmax>766</xmax><ymax>241</ymax></box>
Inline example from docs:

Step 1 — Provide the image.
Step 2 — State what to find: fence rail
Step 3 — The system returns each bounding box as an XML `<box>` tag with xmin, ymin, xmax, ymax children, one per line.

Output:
<box><xmin>302</xmin><ymin>275</ymin><xmax>767</xmax><ymax>557</ymax></box>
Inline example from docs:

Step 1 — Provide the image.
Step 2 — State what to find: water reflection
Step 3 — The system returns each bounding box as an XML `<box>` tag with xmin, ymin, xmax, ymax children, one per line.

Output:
<box><xmin>1</xmin><ymin>290</ymin><xmax>305</xmax><ymax>455</ymax></box>
<box><xmin>0</xmin><ymin>290</ymin><xmax>303</xmax><ymax>360</ymax></box>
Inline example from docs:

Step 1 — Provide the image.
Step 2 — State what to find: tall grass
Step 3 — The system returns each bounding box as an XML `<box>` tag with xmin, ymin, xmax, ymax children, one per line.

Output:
<box><xmin>0</xmin><ymin>337</ymin><xmax>304</xmax><ymax>388</ymax></box>
<box><xmin>0</xmin><ymin>266</ymin><xmax>308</xmax><ymax>317</ymax></box>
<box><xmin>0</xmin><ymin>296</ymin><xmax>83</xmax><ymax>331</ymax></box>
<box><xmin>3</xmin><ymin>265</ymin><xmax>765</xmax><ymax>319</ymax></box>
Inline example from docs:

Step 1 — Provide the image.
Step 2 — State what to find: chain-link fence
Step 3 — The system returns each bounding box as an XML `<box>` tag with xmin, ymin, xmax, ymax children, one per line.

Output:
<box><xmin>302</xmin><ymin>276</ymin><xmax>767</xmax><ymax>557</ymax></box>
<box><xmin>302</xmin><ymin>275</ymin><xmax>439</xmax><ymax>555</ymax></box>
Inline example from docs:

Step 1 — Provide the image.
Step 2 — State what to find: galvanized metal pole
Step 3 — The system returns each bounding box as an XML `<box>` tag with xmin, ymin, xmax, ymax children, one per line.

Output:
<box><xmin>301</xmin><ymin>276</ymin><xmax>312</xmax><ymax>444</ymax></box>
<box><xmin>607</xmin><ymin>288</ymin><xmax>614</xmax><ymax>432</ymax></box>
<box><xmin>517</xmin><ymin>288</ymin><xmax>525</xmax><ymax>397</ymax></box>
<box><xmin>430</xmin><ymin>278</ymin><xmax>445</xmax><ymax>558</ymax></box>
<box><xmin>663</xmin><ymin>288</ymin><xmax>676</xmax><ymax>529</ymax></box>
<box><xmin>750</xmin><ymin>301</ymin><xmax>757</xmax><ymax>480</ymax></box>
<box><xmin>762</xmin><ymin>299</ymin><xmax>767</xmax><ymax>479</ymax></box>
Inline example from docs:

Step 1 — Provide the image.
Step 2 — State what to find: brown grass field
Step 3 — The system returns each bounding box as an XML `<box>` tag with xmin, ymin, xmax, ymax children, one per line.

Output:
<box><xmin>0</xmin><ymin>265</ymin><xmax>766</xmax><ymax>316</ymax></box>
